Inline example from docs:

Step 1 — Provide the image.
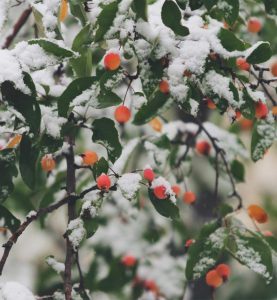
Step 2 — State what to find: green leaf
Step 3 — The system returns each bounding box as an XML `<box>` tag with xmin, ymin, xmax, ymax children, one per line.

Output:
<box><xmin>71</xmin><ymin>24</ymin><xmax>94</xmax><ymax>77</ymax></box>
<box><xmin>94</xmin><ymin>90</ymin><xmax>122</xmax><ymax>109</ymax></box>
<box><xmin>0</xmin><ymin>205</ymin><xmax>20</xmax><ymax>233</ymax></box>
<box><xmin>19</xmin><ymin>135</ymin><xmax>39</xmax><ymax>190</ymax></box>
<box><xmin>189</xmin><ymin>0</ymin><xmax>203</xmax><ymax>10</ymax></box>
<box><xmin>226</xmin><ymin>231</ymin><xmax>273</xmax><ymax>282</ymax></box>
<box><xmin>186</xmin><ymin>223</ymin><xmax>227</xmax><ymax>280</ymax></box>
<box><xmin>251</xmin><ymin>118</ymin><xmax>276</xmax><ymax>162</ymax></box>
<box><xmin>133</xmin><ymin>91</ymin><xmax>169</xmax><ymax>125</ymax></box>
<box><xmin>83</xmin><ymin>218</ymin><xmax>99</xmax><ymax>239</ymax></box>
<box><xmin>148</xmin><ymin>189</ymin><xmax>179</xmax><ymax>219</ymax></box>
<box><xmin>58</xmin><ymin>77</ymin><xmax>96</xmax><ymax>117</ymax></box>
<box><xmin>95</xmin><ymin>1</ymin><xmax>119</xmax><ymax>42</ymax></box>
<box><xmin>161</xmin><ymin>0</ymin><xmax>189</xmax><ymax>36</ymax></box>
<box><xmin>69</xmin><ymin>3</ymin><xmax>88</xmax><ymax>26</ymax></box>
<box><xmin>0</xmin><ymin>149</ymin><xmax>17</xmax><ymax>202</ymax></box>
<box><xmin>263</xmin><ymin>0</ymin><xmax>277</xmax><ymax>15</ymax></box>
<box><xmin>92</xmin><ymin>118</ymin><xmax>122</xmax><ymax>163</ymax></box>
<box><xmin>231</xmin><ymin>160</ymin><xmax>245</xmax><ymax>182</ymax></box>
<box><xmin>23</xmin><ymin>72</ymin><xmax>37</xmax><ymax>98</ymax></box>
<box><xmin>132</xmin><ymin>0</ymin><xmax>148</xmax><ymax>21</ymax></box>
<box><xmin>92</xmin><ymin>157</ymin><xmax>109</xmax><ymax>179</ymax></box>
<box><xmin>29</xmin><ymin>39</ymin><xmax>75</xmax><ymax>58</ymax></box>
<box><xmin>203</xmin><ymin>0</ymin><xmax>217</xmax><ymax>10</ymax></box>
<box><xmin>246</xmin><ymin>42</ymin><xmax>272</xmax><ymax>64</ymax></box>
<box><xmin>218</xmin><ymin>28</ymin><xmax>246</xmax><ymax>51</ymax></box>
<box><xmin>241</xmin><ymin>88</ymin><xmax>255</xmax><ymax>120</ymax></box>
<box><xmin>221</xmin><ymin>0</ymin><xmax>239</xmax><ymax>26</ymax></box>
<box><xmin>1</xmin><ymin>81</ymin><xmax>41</xmax><ymax>135</ymax></box>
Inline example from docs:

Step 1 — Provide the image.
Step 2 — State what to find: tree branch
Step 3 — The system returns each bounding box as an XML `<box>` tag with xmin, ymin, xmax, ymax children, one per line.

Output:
<box><xmin>0</xmin><ymin>194</ymin><xmax>78</xmax><ymax>276</ymax></box>
<box><xmin>64</xmin><ymin>137</ymin><xmax>77</xmax><ymax>300</ymax></box>
<box><xmin>2</xmin><ymin>6</ymin><xmax>32</xmax><ymax>49</ymax></box>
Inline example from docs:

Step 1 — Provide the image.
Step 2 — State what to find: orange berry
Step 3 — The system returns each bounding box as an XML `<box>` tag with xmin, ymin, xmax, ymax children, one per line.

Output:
<box><xmin>185</xmin><ymin>239</ymin><xmax>195</xmax><ymax>248</ymax></box>
<box><xmin>247</xmin><ymin>204</ymin><xmax>268</xmax><ymax>224</ymax></box>
<box><xmin>6</xmin><ymin>134</ymin><xmax>22</xmax><ymax>149</ymax></box>
<box><xmin>159</xmin><ymin>80</ymin><xmax>170</xmax><ymax>94</ymax></box>
<box><xmin>196</xmin><ymin>140</ymin><xmax>211</xmax><ymax>156</ymax></box>
<box><xmin>247</xmin><ymin>18</ymin><xmax>262</xmax><ymax>33</ymax></box>
<box><xmin>255</xmin><ymin>101</ymin><xmax>268</xmax><ymax>119</ymax></box>
<box><xmin>153</xmin><ymin>185</ymin><xmax>167</xmax><ymax>199</ymax></box>
<box><xmin>143</xmin><ymin>168</ymin><xmax>155</xmax><ymax>182</ymax></box>
<box><xmin>59</xmin><ymin>0</ymin><xmax>68</xmax><ymax>22</ymax></box>
<box><xmin>271</xmin><ymin>62</ymin><xmax>277</xmax><ymax>77</ymax></box>
<box><xmin>149</xmin><ymin>118</ymin><xmax>163</xmax><ymax>132</ymax></box>
<box><xmin>114</xmin><ymin>105</ymin><xmax>131</xmax><ymax>124</ymax></box>
<box><xmin>172</xmin><ymin>185</ymin><xmax>181</xmax><ymax>197</ymax></box>
<box><xmin>239</xmin><ymin>118</ymin><xmax>253</xmax><ymax>130</ymax></box>
<box><xmin>82</xmin><ymin>151</ymin><xmax>98</xmax><ymax>166</ymax></box>
<box><xmin>216</xmin><ymin>264</ymin><xmax>231</xmax><ymax>280</ymax></box>
<box><xmin>235</xmin><ymin>110</ymin><xmax>242</xmax><ymax>119</ymax></box>
<box><xmin>183</xmin><ymin>191</ymin><xmax>196</xmax><ymax>204</ymax></box>
<box><xmin>206</xmin><ymin>270</ymin><xmax>223</xmax><ymax>288</ymax></box>
<box><xmin>41</xmin><ymin>154</ymin><xmax>56</xmax><ymax>172</ymax></box>
<box><xmin>272</xmin><ymin>106</ymin><xmax>277</xmax><ymax>116</ymax></box>
<box><xmin>206</xmin><ymin>98</ymin><xmax>216</xmax><ymax>110</ymax></box>
<box><xmin>121</xmin><ymin>255</ymin><xmax>137</xmax><ymax>267</ymax></box>
<box><xmin>104</xmin><ymin>52</ymin><xmax>121</xmax><ymax>71</ymax></box>
<box><xmin>236</xmin><ymin>57</ymin><xmax>250</xmax><ymax>71</ymax></box>
<box><xmin>96</xmin><ymin>174</ymin><xmax>111</xmax><ymax>191</ymax></box>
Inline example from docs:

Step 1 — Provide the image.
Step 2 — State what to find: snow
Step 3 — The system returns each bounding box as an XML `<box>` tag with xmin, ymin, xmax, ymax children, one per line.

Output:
<box><xmin>67</xmin><ymin>218</ymin><xmax>86</xmax><ymax>251</ymax></box>
<box><xmin>117</xmin><ymin>173</ymin><xmax>142</xmax><ymax>200</ymax></box>
<box><xmin>40</xmin><ymin>105</ymin><xmax>67</xmax><ymax>139</ymax></box>
<box><xmin>0</xmin><ymin>282</ymin><xmax>35</xmax><ymax>300</ymax></box>
<box><xmin>45</xmin><ymin>256</ymin><xmax>65</xmax><ymax>274</ymax></box>
<box><xmin>0</xmin><ymin>0</ymin><xmax>10</xmax><ymax>33</ymax></box>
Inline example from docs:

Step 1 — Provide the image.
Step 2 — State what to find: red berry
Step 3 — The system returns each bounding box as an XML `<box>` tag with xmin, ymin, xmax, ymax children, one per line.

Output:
<box><xmin>159</xmin><ymin>80</ymin><xmax>170</xmax><ymax>94</ymax></box>
<box><xmin>247</xmin><ymin>18</ymin><xmax>262</xmax><ymax>33</ymax></box>
<box><xmin>97</xmin><ymin>174</ymin><xmax>111</xmax><ymax>191</ymax></box>
<box><xmin>255</xmin><ymin>101</ymin><xmax>268</xmax><ymax>119</ymax></box>
<box><xmin>236</xmin><ymin>57</ymin><xmax>250</xmax><ymax>71</ymax></box>
<box><xmin>144</xmin><ymin>280</ymin><xmax>159</xmax><ymax>294</ymax></box>
<box><xmin>206</xmin><ymin>98</ymin><xmax>216</xmax><ymax>110</ymax></box>
<box><xmin>121</xmin><ymin>255</ymin><xmax>137</xmax><ymax>267</ymax></box>
<box><xmin>183</xmin><ymin>191</ymin><xmax>196</xmax><ymax>204</ymax></box>
<box><xmin>104</xmin><ymin>52</ymin><xmax>121</xmax><ymax>71</ymax></box>
<box><xmin>216</xmin><ymin>264</ymin><xmax>231</xmax><ymax>280</ymax></box>
<box><xmin>114</xmin><ymin>105</ymin><xmax>131</xmax><ymax>124</ymax></box>
<box><xmin>185</xmin><ymin>239</ymin><xmax>195</xmax><ymax>248</ymax></box>
<box><xmin>196</xmin><ymin>140</ymin><xmax>211</xmax><ymax>156</ymax></box>
<box><xmin>153</xmin><ymin>185</ymin><xmax>167</xmax><ymax>199</ymax></box>
<box><xmin>143</xmin><ymin>168</ymin><xmax>155</xmax><ymax>182</ymax></box>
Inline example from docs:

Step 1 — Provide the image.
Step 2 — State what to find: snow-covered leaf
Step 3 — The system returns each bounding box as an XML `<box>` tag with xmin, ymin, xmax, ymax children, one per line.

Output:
<box><xmin>186</xmin><ymin>222</ymin><xmax>227</xmax><ymax>280</ymax></box>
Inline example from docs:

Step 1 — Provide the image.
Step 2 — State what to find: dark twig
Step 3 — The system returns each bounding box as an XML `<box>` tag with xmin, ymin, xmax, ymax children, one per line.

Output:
<box><xmin>2</xmin><ymin>7</ymin><xmax>32</xmax><ymax>49</ymax></box>
<box><xmin>64</xmin><ymin>137</ymin><xmax>77</xmax><ymax>300</ymax></box>
<box><xmin>192</xmin><ymin>117</ymin><xmax>243</xmax><ymax>210</ymax></box>
<box><xmin>0</xmin><ymin>195</ymin><xmax>78</xmax><ymax>276</ymax></box>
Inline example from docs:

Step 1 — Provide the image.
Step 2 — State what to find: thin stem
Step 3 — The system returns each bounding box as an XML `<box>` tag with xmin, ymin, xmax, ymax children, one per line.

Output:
<box><xmin>2</xmin><ymin>7</ymin><xmax>32</xmax><ymax>49</ymax></box>
<box><xmin>0</xmin><ymin>195</ymin><xmax>77</xmax><ymax>276</ymax></box>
